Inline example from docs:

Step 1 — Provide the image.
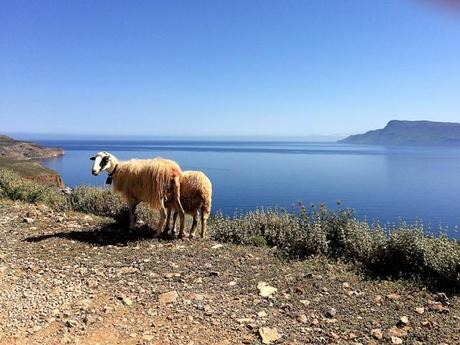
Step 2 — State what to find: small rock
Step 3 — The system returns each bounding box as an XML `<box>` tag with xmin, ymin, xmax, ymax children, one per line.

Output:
<box><xmin>118</xmin><ymin>296</ymin><xmax>133</xmax><ymax>306</ymax></box>
<box><xmin>65</xmin><ymin>319</ymin><xmax>79</xmax><ymax>328</ymax></box>
<box><xmin>342</xmin><ymin>282</ymin><xmax>350</xmax><ymax>289</ymax></box>
<box><xmin>228</xmin><ymin>281</ymin><xmax>237</xmax><ymax>286</ymax></box>
<box><xmin>209</xmin><ymin>271</ymin><xmax>220</xmax><ymax>276</ymax></box>
<box><xmin>387</xmin><ymin>326</ymin><xmax>408</xmax><ymax>338</ymax></box>
<box><xmin>330</xmin><ymin>332</ymin><xmax>340</xmax><ymax>340</ymax></box>
<box><xmin>391</xmin><ymin>336</ymin><xmax>403</xmax><ymax>345</ymax></box>
<box><xmin>300</xmin><ymin>299</ymin><xmax>310</xmax><ymax>306</ymax></box>
<box><xmin>415</xmin><ymin>307</ymin><xmax>424</xmax><ymax>314</ymax></box>
<box><xmin>370</xmin><ymin>328</ymin><xmax>383</xmax><ymax>340</ymax></box>
<box><xmin>159</xmin><ymin>291</ymin><xmax>178</xmax><ymax>305</ymax></box>
<box><xmin>387</xmin><ymin>293</ymin><xmax>400</xmax><ymax>301</ymax></box>
<box><xmin>428</xmin><ymin>301</ymin><xmax>449</xmax><ymax>313</ymax></box>
<box><xmin>348</xmin><ymin>332</ymin><xmax>357</xmax><ymax>340</ymax></box>
<box><xmin>259</xmin><ymin>327</ymin><xmax>281</xmax><ymax>344</ymax></box>
<box><xmin>398</xmin><ymin>316</ymin><xmax>409</xmax><ymax>327</ymax></box>
<box><xmin>23</xmin><ymin>217</ymin><xmax>34</xmax><ymax>224</ymax></box>
<box><xmin>257</xmin><ymin>282</ymin><xmax>278</xmax><ymax>298</ymax></box>
<box><xmin>257</xmin><ymin>311</ymin><xmax>268</xmax><ymax>318</ymax></box>
<box><xmin>297</xmin><ymin>314</ymin><xmax>308</xmax><ymax>323</ymax></box>
<box><xmin>434</xmin><ymin>292</ymin><xmax>448</xmax><ymax>303</ymax></box>
<box><xmin>211</xmin><ymin>244</ymin><xmax>223</xmax><ymax>249</ymax></box>
<box><xmin>325</xmin><ymin>307</ymin><xmax>337</xmax><ymax>318</ymax></box>
<box><xmin>83</xmin><ymin>314</ymin><xmax>96</xmax><ymax>325</ymax></box>
<box><xmin>374</xmin><ymin>295</ymin><xmax>383</xmax><ymax>304</ymax></box>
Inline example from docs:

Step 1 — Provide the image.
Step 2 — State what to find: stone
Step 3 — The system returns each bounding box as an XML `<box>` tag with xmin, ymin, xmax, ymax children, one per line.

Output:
<box><xmin>370</xmin><ymin>328</ymin><xmax>383</xmax><ymax>340</ymax></box>
<box><xmin>23</xmin><ymin>217</ymin><xmax>34</xmax><ymax>223</ymax></box>
<box><xmin>391</xmin><ymin>336</ymin><xmax>403</xmax><ymax>345</ymax></box>
<box><xmin>342</xmin><ymin>282</ymin><xmax>350</xmax><ymax>289</ymax></box>
<box><xmin>386</xmin><ymin>293</ymin><xmax>400</xmax><ymax>301</ymax></box>
<box><xmin>398</xmin><ymin>316</ymin><xmax>409</xmax><ymax>326</ymax></box>
<box><xmin>300</xmin><ymin>299</ymin><xmax>310</xmax><ymax>306</ymax></box>
<box><xmin>211</xmin><ymin>244</ymin><xmax>223</xmax><ymax>249</ymax></box>
<box><xmin>65</xmin><ymin>319</ymin><xmax>79</xmax><ymax>328</ymax></box>
<box><xmin>325</xmin><ymin>307</ymin><xmax>337</xmax><ymax>318</ymax></box>
<box><xmin>257</xmin><ymin>282</ymin><xmax>278</xmax><ymax>298</ymax></box>
<box><xmin>297</xmin><ymin>314</ymin><xmax>308</xmax><ymax>323</ymax></box>
<box><xmin>257</xmin><ymin>311</ymin><xmax>268</xmax><ymax>318</ymax></box>
<box><xmin>387</xmin><ymin>326</ymin><xmax>408</xmax><ymax>338</ymax></box>
<box><xmin>119</xmin><ymin>296</ymin><xmax>133</xmax><ymax>306</ymax></box>
<box><xmin>415</xmin><ymin>307</ymin><xmax>424</xmax><ymax>314</ymax></box>
<box><xmin>159</xmin><ymin>291</ymin><xmax>178</xmax><ymax>305</ymax></box>
<box><xmin>428</xmin><ymin>301</ymin><xmax>449</xmax><ymax>313</ymax></box>
<box><xmin>259</xmin><ymin>327</ymin><xmax>281</xmax><ymax>344</ymax></box>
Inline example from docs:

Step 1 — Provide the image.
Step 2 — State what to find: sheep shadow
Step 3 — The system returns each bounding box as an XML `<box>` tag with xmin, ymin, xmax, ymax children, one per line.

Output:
<box><xmin>24</xmin><ymin>222</ymin><xmax>177</xmax><ymax>247</ymax></box>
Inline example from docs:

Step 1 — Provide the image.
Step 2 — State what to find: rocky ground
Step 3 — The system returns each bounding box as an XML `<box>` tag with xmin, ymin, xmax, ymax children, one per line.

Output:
<box><xmin>0</xmin><ymin>199</ymin><xmax>459</xmax><ymax>345</ymax></box>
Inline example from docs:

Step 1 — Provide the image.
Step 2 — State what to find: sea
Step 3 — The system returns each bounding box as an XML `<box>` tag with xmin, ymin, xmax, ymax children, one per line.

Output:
<box><xmin>32</xmin><ymin>139</ymin><xmax>460</xmax><ymax>237</ymax></box>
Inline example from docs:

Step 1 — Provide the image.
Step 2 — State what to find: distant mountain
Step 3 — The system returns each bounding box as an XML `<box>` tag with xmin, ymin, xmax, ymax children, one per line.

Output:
<box><xmin>339</xmin><ymin>120</ymin><xmax>460</xmax><ymax>146</ymax></box>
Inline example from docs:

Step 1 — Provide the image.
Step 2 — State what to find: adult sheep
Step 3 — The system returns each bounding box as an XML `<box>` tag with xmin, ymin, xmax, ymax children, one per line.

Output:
<box><xmin>90</xmin><ymin>151</ymin><xmax>185</xmax><ymax>235</ymax></box>
<box><xmin>165</xmin><ymin>171</ymin><xmax>212</xmax><ymax>239</ymax></box>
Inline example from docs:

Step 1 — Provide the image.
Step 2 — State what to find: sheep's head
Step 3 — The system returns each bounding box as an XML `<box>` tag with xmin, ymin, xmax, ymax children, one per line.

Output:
<box><xmin>90</xmin><ymin>151</ymin><xmax>117</xmax><ymax>176</ymax></box>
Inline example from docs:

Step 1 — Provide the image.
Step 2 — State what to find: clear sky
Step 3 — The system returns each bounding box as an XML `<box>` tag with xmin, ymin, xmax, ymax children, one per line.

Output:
<box><xmin>1</xmin><ymin>0</ymin><xmax>460</xmax><ymax>138</ymax></box>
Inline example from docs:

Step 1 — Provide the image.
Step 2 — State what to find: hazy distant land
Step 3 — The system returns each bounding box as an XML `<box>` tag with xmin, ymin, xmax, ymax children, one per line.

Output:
<box><xmin>340</xmin><ymin>120</ymin><xmax>460</xmax><ymax>146</ymax></box>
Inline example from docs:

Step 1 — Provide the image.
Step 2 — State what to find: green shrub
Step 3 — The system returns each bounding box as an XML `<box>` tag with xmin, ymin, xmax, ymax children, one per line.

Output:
<box><xmin>0</xmin><ymin>169</ymin><xmax>67</xmax><ymax>210</ymax></box>
<box><xmin>68</xmin><ymin>186</ymin><xmax>126</xmax><ymax>219</ymax></box>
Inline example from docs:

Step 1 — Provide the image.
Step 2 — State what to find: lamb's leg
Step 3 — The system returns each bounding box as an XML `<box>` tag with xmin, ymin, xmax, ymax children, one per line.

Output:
<box><xmin>128</xmin><ymin>200</ymin><xmax>139</xmax><ymax>231</ymax></box>
<box><xmin>171</xmin><ymin>210</ymin><xmax>178</xmax><ymax>235</ymax></box>
<box><xmin>200</xmin><ymin>208</ymin><xmax>209</xmax><ymax>239</ymax></box>
<box><xmin>172</xmin><ymin>176</ymin><xmax>186</xmax><ymax>238</ymax></box>
<box><xmin>189</xmin><ymin>211</ymin><xmax>198</xmax><ymax>239</ymax></box>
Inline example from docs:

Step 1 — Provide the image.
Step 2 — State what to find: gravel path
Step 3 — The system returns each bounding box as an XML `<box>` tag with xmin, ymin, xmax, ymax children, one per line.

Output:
<box><xmin>0</xmin><ymin>199</ymin><xmax>459</xmax><ymax>344</ymax></box>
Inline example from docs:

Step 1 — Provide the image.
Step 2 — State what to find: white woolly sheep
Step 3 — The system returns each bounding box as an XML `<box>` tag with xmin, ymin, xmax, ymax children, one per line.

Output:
<box><xmin>90</xmin><ymin>151</ymin><xmax>185</xmax><ymax>235</ymax></box>
<box><xmin>165</xmin><ymin>170</ymin><xmax>212</xmax><ymax>239</ymax></box>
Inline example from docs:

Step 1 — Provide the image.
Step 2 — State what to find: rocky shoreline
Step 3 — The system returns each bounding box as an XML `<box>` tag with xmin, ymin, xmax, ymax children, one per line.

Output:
<box><xmin>0</xmin><ymin>135</ymin><xmax>64</xmax><ymax>187</ymax></box>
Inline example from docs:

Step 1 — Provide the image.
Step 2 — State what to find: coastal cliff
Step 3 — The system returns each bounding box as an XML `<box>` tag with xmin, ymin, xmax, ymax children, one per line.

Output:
<box><xmin>0</xmin><ymin>135</ymin><xmax>64</xmax><ymax>187</ymax></box>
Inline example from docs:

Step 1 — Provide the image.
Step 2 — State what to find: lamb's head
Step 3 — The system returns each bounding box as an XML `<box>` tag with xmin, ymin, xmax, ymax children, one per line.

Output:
<box><xmin>90</xmin><ymin>151</ymin><xmax>118</xmax><ymax>176</ymax></box>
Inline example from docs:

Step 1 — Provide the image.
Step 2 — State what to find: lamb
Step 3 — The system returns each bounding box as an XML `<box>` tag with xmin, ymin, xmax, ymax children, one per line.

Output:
<box><xmin>165</xmin><ymin>170</ymin><xmax>212</xmax><ymax>239</ymax></box>
<box><xmin>90</xmin><ymin>151</ymin><xmax>185</xmax><ymax>235</ymax></box>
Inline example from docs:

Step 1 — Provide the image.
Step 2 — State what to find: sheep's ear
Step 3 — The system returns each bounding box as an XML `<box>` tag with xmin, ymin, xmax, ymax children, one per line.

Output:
<box><xmin>90</xmin><ymin>156</ymin><xmax>96</xmax><ymax>161</ymax></box>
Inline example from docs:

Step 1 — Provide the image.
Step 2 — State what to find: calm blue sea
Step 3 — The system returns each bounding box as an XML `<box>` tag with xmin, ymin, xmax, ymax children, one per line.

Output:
<box><xmin>35</xmin><ymin>139</ymin><xmax>460</xmax><ymax>236</ymax></box>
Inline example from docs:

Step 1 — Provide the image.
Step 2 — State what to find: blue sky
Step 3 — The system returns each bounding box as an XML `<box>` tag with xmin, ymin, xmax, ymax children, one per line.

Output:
<box><xmin>1</xmin><ymin>0</ymin><xmax>460</xmax><ymax>138</ymax></box>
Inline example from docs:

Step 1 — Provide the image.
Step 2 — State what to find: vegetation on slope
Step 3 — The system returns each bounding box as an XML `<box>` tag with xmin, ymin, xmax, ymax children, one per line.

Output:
<box><xmin>1</xmin><ymin>167</ymin><xmax>459</xmax><ymax>290</ymax></box>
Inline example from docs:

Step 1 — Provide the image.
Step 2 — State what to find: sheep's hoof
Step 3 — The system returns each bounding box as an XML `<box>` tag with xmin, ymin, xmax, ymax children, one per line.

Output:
<box><xmin>189</xmin><ymin>234</ymin><xmax>196</xmax><ymax>240</ymax></box>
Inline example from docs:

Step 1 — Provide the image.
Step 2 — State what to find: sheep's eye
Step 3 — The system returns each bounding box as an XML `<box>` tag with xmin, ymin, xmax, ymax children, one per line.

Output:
<box><xmin>100</xmin><ymin>156</ymin><xmax>109</xmax><ymax>168</ymax></box>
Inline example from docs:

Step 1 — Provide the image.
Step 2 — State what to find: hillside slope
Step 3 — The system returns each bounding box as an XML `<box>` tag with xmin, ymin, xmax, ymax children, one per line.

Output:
<box><xmin>0</xmin><ymin>135</ymin><xmax>64</xmax><ymax>187</ymax></box>
<box><xmin>0</xmin><ymin>199</ymin><xmax>458</xmax><ymax>345</ymax></box>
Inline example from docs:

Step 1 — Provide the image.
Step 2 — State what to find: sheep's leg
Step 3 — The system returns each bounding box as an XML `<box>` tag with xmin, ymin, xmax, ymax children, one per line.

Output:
<box><xmin>165</xmin><ymin>206</ymin><xmax>172</xmax><ymax>235</ymax></box>
<box><xmin>128</xmin><ymin>200</ymin><xmax>139</xmax><ymax>231</ymax></box>
<box><xmin>189</xmin><ymin>212</ymin><xmax>198</xmax><ymax>239</ymax></box>
<box><xmin>200</xmin><ymin>208</ymin><xmax>209</xmax><ymax>239</ymax></box>
<box><xmin>157</xmin><ymin>200</ymin><xmax>167</xmax><ymax>236</ymax></box>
